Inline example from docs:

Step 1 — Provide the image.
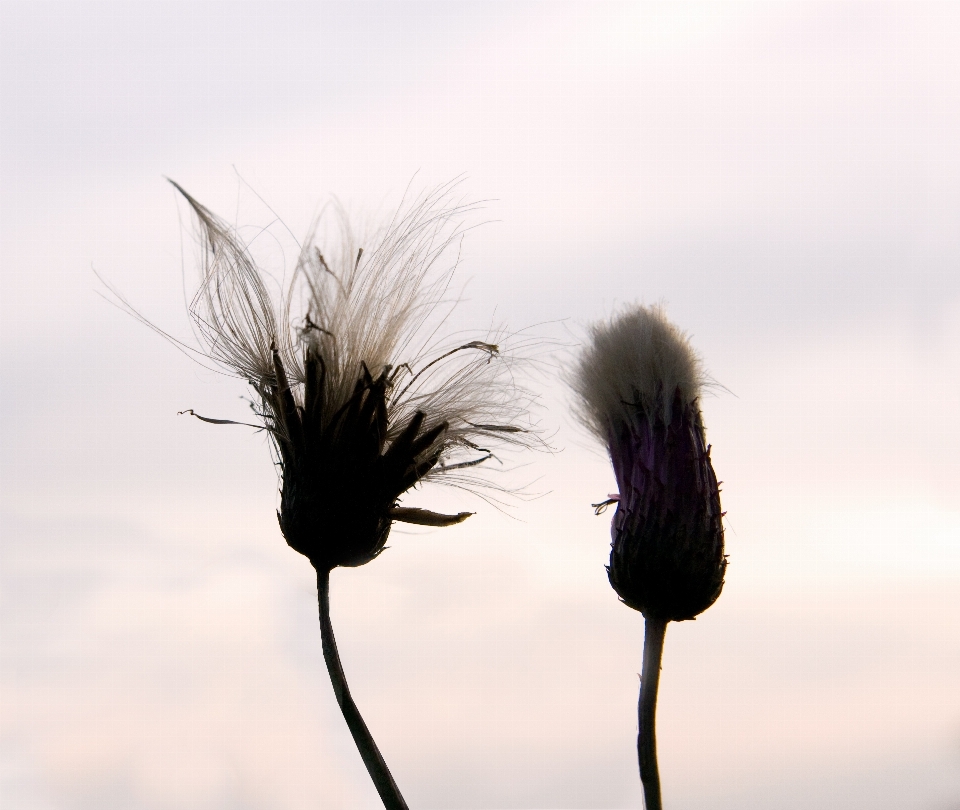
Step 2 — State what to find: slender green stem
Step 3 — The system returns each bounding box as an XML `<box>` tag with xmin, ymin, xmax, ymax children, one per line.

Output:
<box><xmin>316</xmin><ymin>568</ymin><xmax>409</xmax><ymax>810</ymax></box>
<box><xmin>638</xmin><ymin>617</ymin><xmax>668</xmax><ymax>810</ymax></box>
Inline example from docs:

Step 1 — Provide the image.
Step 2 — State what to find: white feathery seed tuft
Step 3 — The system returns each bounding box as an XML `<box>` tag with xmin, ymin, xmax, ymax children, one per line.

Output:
<box><xmin>106</xmin><ymin>179</ymin><xmax>541</xmax><ymax>496</ymax></box>
<box><xmin>571</xmin><ymin>304</ymin><xmax>706</xmax><ymax>440</ymax></box>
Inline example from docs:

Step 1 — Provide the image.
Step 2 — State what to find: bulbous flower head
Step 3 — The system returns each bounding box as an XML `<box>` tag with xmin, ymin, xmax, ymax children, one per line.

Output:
<box><xmin>163</xmin><ymin>180</ymin><xmax>538</xmax><ymax>573</ymax></box>
<box><xmin>571</xmin><ymin>305</ymin><xmax>725</xmax><ymax>621</ymax></box>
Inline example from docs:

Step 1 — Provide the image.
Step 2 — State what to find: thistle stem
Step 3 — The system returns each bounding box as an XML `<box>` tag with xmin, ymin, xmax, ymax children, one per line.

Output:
<box><xmin>316</xmin><ymin>568</ymin><xmax>409</xmax><ymax>810</ymax></box>
<box><xmin>638</xmin><ymin>617</ymin><xmax>668</xmax><ymax>810</ymax></box>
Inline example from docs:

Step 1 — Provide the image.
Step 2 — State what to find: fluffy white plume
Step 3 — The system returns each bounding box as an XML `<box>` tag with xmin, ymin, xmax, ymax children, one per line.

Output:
<box><xmin>571</xmin><ymin>304</ymin><xmax>706</xmax><ymax>439</ymax></box>
<box><xmin>107</xmin><ymin>179</ymin><xmax>541</xmax><ymax>493</ymax></box>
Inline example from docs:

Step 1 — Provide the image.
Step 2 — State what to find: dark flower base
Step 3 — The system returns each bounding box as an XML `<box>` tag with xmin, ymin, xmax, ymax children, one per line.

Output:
<box><xmin>607</xmin><ymin>388</ymin><xmax>726</xmax><ymax>621</ymax></box>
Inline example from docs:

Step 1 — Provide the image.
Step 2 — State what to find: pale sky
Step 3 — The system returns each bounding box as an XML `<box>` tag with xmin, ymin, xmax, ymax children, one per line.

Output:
<box><xmin>2</xmin><ymin>3</ymin><xmax>959</xmax><ymax>809</ymax></box>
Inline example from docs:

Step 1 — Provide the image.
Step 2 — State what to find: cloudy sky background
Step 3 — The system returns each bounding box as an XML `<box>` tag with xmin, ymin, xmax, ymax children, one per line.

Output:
<box><xmin>2</xmin><ymin>2</ymin><xmax>960</xmax><ymax>808</ymax></box>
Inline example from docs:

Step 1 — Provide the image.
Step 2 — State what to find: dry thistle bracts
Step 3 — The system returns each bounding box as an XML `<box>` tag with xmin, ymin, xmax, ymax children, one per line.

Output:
<box><xmin>274</xmin><ymin>350</ymin><xmax>468</xmax><ymax>571</ymax></box>
<box><xmin>167</xmin><ymin>179</ymin><xmax>537</xmax><ymax>574</ymax></box>
<box><xmin>572</xmin><ymin>304</ymin><xmax>725</xmax><ymax>620</ymax></box>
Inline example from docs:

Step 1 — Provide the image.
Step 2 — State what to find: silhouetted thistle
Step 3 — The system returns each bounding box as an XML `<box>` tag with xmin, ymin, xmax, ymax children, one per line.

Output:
<box><xmin>115</xmin><ymin>180</ymin><xmax>538</xmax><ymax>810</ymax></box>
<box><xmin>570</xmin><ymin>305</ymin><xmax>725</xmax><ymax>810</ymax></box>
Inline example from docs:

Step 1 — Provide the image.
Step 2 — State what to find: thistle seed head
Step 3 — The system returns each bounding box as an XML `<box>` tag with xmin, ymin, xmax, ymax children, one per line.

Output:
<box><xmin>571</xmin><ymin>304</ymin><xmax>725</xmax><ymax>621</ymax></box>
<box><xmin>162</xmin><ymin>180</ymin><xmax>538</xmax><ymax>572</ymax></box>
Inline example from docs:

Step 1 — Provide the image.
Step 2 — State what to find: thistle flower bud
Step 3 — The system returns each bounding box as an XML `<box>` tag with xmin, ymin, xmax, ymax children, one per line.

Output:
<box><xmin>572</xmin><ymin>305</ymin><xmax>725</xmax><ymax>621</ymax></box>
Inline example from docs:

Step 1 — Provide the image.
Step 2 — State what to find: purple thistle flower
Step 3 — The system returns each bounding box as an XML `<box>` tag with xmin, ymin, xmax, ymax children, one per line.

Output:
<box><xmin>572</xmin><ymin>304</ymin><xmax>726</xmax><ymax>620</ymax></box>
<box><xmin>570</xmin><ymin>304</ymin><xmax>726</xmax><ymax>810</ymax></box>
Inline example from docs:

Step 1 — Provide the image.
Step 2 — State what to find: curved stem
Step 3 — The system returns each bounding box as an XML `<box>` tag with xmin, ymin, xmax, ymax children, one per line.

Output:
<box><xmin>638</xmin><ymin>617</ymin><xmax>668</xmax><ymax>810</ymax></box>
<box><xmin>316</xmin><ymin>568</ymin><xmax>410</xmax><ymax>810</ymax></box>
